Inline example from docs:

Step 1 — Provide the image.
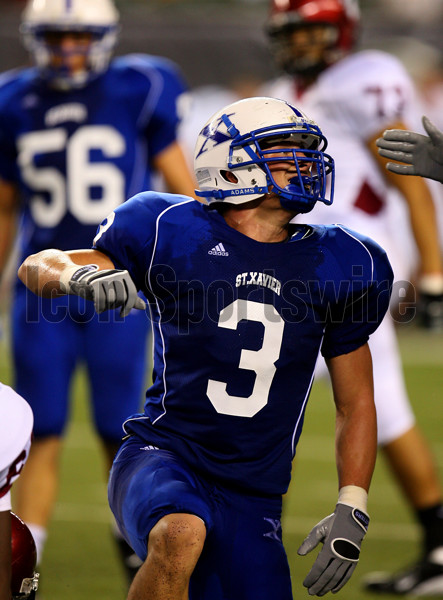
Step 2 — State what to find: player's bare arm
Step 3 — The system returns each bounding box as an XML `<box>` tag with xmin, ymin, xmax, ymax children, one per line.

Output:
<box><xmin>153</xmin><ymin>140</ymin><xmax>198</xmax><ymax>199</ymax></box>
<box><xmin>18</xmin><ymin>248</ymin><xmax>144</xmax><ymax>317</ymax></box>
<box><xmin>18</xmin><ymin>248</ymin><xmax>114</xmax><ymax>297</ymax></box>
<box><xmin>327</xmin><ymin>342</ymin><xmax>377</xmax><ymax>491</ymax></box>
<box><xmin>296</xmin><ymin>344</ymin><xmax>375</xmax><ymax>596</ymax></box>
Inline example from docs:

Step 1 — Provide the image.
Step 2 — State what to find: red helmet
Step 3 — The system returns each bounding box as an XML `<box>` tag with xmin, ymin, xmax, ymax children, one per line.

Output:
<box><xmin>11</xmin><ymin>513</ymin><xmax>39</xmax><ymax>599</ymax></box>
<box><xmin>266</xmin><ymin>0</ymin><xmax>360</xmax><ymax>75</ymax></box>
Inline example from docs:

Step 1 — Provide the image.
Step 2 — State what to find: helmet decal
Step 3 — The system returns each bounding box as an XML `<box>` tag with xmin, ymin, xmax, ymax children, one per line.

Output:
<box><xmin>195</xmin><ymin>114</ymin><xmax>235</xmax><ymax>160</ymax></box>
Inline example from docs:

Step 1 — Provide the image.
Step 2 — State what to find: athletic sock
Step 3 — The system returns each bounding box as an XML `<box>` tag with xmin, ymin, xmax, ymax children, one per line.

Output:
<box><xmin>26</xmin><ymin>523</ymin><xmax>47</xmax><ymax>566</ymax></box>
<box><xmin>417</xmin><ymin>503</ymin><xmax>443</xmax><ymax>557</ymax></box>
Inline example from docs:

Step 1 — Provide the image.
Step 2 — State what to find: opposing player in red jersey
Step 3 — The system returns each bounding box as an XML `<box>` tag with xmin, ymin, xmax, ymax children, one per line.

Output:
<box><xmin>0</xmin><ymin>383</ymin><xmax>38</xmax><ymax>600</ymax></box>
<box><xmin>263</xmin><ymin>0</ymin><xmax>443</xmax><ymax>594</ymax></box>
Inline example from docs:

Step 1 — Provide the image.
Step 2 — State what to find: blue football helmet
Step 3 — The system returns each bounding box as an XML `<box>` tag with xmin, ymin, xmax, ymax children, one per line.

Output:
<box><xmin>194</xmin><ymin>96</ymin><xmax>334</xmax><ymax>214</ymax></box>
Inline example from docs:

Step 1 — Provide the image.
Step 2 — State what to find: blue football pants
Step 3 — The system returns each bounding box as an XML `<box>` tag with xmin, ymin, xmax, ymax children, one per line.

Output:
<box><xmin>108</xmin><ymin>435</ymin><xmax>293</xmax><ymax>599</ymax></box>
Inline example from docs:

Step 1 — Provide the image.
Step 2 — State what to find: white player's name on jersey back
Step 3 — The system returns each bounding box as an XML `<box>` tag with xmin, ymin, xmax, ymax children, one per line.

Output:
<box><xmin>45</xmin><ymin>103</ymin><xmax>88</xmax><ymax>127</ymax></box>
<box><xmin>235</xmin><ymin>272</ymin><xmax>281</xmax><ymax>296</ymax></box>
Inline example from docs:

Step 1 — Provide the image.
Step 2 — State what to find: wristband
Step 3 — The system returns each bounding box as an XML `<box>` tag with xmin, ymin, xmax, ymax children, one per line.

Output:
<box><xmin>59</xmin><ymin>264</ymin><xmax>98</xmax><ymax>294</ymax></box>
<box><xmin>338</xmin><ymin>485</ymin><xmax>368</xmax><ymax>513</ymax></box>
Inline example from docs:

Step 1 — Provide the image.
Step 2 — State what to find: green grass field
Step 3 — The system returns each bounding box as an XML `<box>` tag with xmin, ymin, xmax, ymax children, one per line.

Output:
<box><xmin>2</xmin><ymin>320</ymin><xmax>443</xmax><ymax>599</ymax></box>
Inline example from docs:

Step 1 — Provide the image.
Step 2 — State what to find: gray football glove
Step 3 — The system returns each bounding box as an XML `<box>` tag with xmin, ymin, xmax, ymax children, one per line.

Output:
<box><xmin>376</xmin><ymin>116</ymin><xmax>443</xmax><ymax>183</ymax></box>
<box><xmin>298</xmin><ymin>503</ymin><xmax>369</xmax><ymax>596</ymax></box>
<box><xmin>63</xmin><ymin>264</ymin><xmax>146</xmax><ymax>317</ymax></box>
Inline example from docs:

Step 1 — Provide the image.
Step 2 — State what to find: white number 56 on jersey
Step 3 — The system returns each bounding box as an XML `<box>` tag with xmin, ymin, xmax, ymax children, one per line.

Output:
<box><xmin>18</xmin><ymin>125</ymin><xmax>126</xmax><ymax>227</ymax></box>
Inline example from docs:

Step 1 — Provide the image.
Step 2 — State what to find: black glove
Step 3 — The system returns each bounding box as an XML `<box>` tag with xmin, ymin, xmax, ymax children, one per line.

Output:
<box><xmin>298</xmin><ymin>503</ymin><xmax>369</xmax><ymax>596</ymax></box>
<box><xmin>62</xmin><ymin>264</ymin><xmax>145</xmax><ymax>317</ymax></box>
<box><xmin>376</xmin><ymin>116</ymin><xmax>443</xmax><ymax>183</ymax></box>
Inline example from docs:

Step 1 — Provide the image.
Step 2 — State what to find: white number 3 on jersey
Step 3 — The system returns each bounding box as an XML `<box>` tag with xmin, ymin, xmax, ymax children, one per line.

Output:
<box><xmin>207</xmin><ymin>299</ymin><xmax>285</xmax><ymax>417</ymax></box>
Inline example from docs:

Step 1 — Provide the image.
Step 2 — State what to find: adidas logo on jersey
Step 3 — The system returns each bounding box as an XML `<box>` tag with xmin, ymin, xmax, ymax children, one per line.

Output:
<box><xmin>208</xmin><ymin>243</ymin><xmax>229</xmax><ymax>256</ymax></box>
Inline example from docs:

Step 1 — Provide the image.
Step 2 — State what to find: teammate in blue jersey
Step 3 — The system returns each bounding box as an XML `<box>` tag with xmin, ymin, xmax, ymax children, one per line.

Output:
<box><xmin>0</xmin><ymin>0</ymin><xmax>196</xmax><ymax>582</ymax></box>
<box><xmin>18</xmin><ymin>96</ymin><xmax>393</xmax><ymax>599</ymax></box>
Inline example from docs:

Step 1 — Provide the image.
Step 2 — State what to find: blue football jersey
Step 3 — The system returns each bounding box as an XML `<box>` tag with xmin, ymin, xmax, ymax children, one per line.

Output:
<box><xmin>94</xmin><ymin>193</ymin><xmax>393</xmax><ymax>495</ymax></box>
<box><xmin>0</xmin><ymin>54</ymin><xmax>188</xmax><ymax>262</ymax></box>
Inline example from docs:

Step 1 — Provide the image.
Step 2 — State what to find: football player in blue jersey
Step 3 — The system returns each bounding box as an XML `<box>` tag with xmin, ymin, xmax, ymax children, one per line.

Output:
<box><xmin>17</xmin><ymin>96</ymin><xmax>393</xmax><ymax>599</ymax></box>
<box><xmin>0</xmin><ymin>0</ymin><xmax>196</xmax><ymax>584</ymax></box>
